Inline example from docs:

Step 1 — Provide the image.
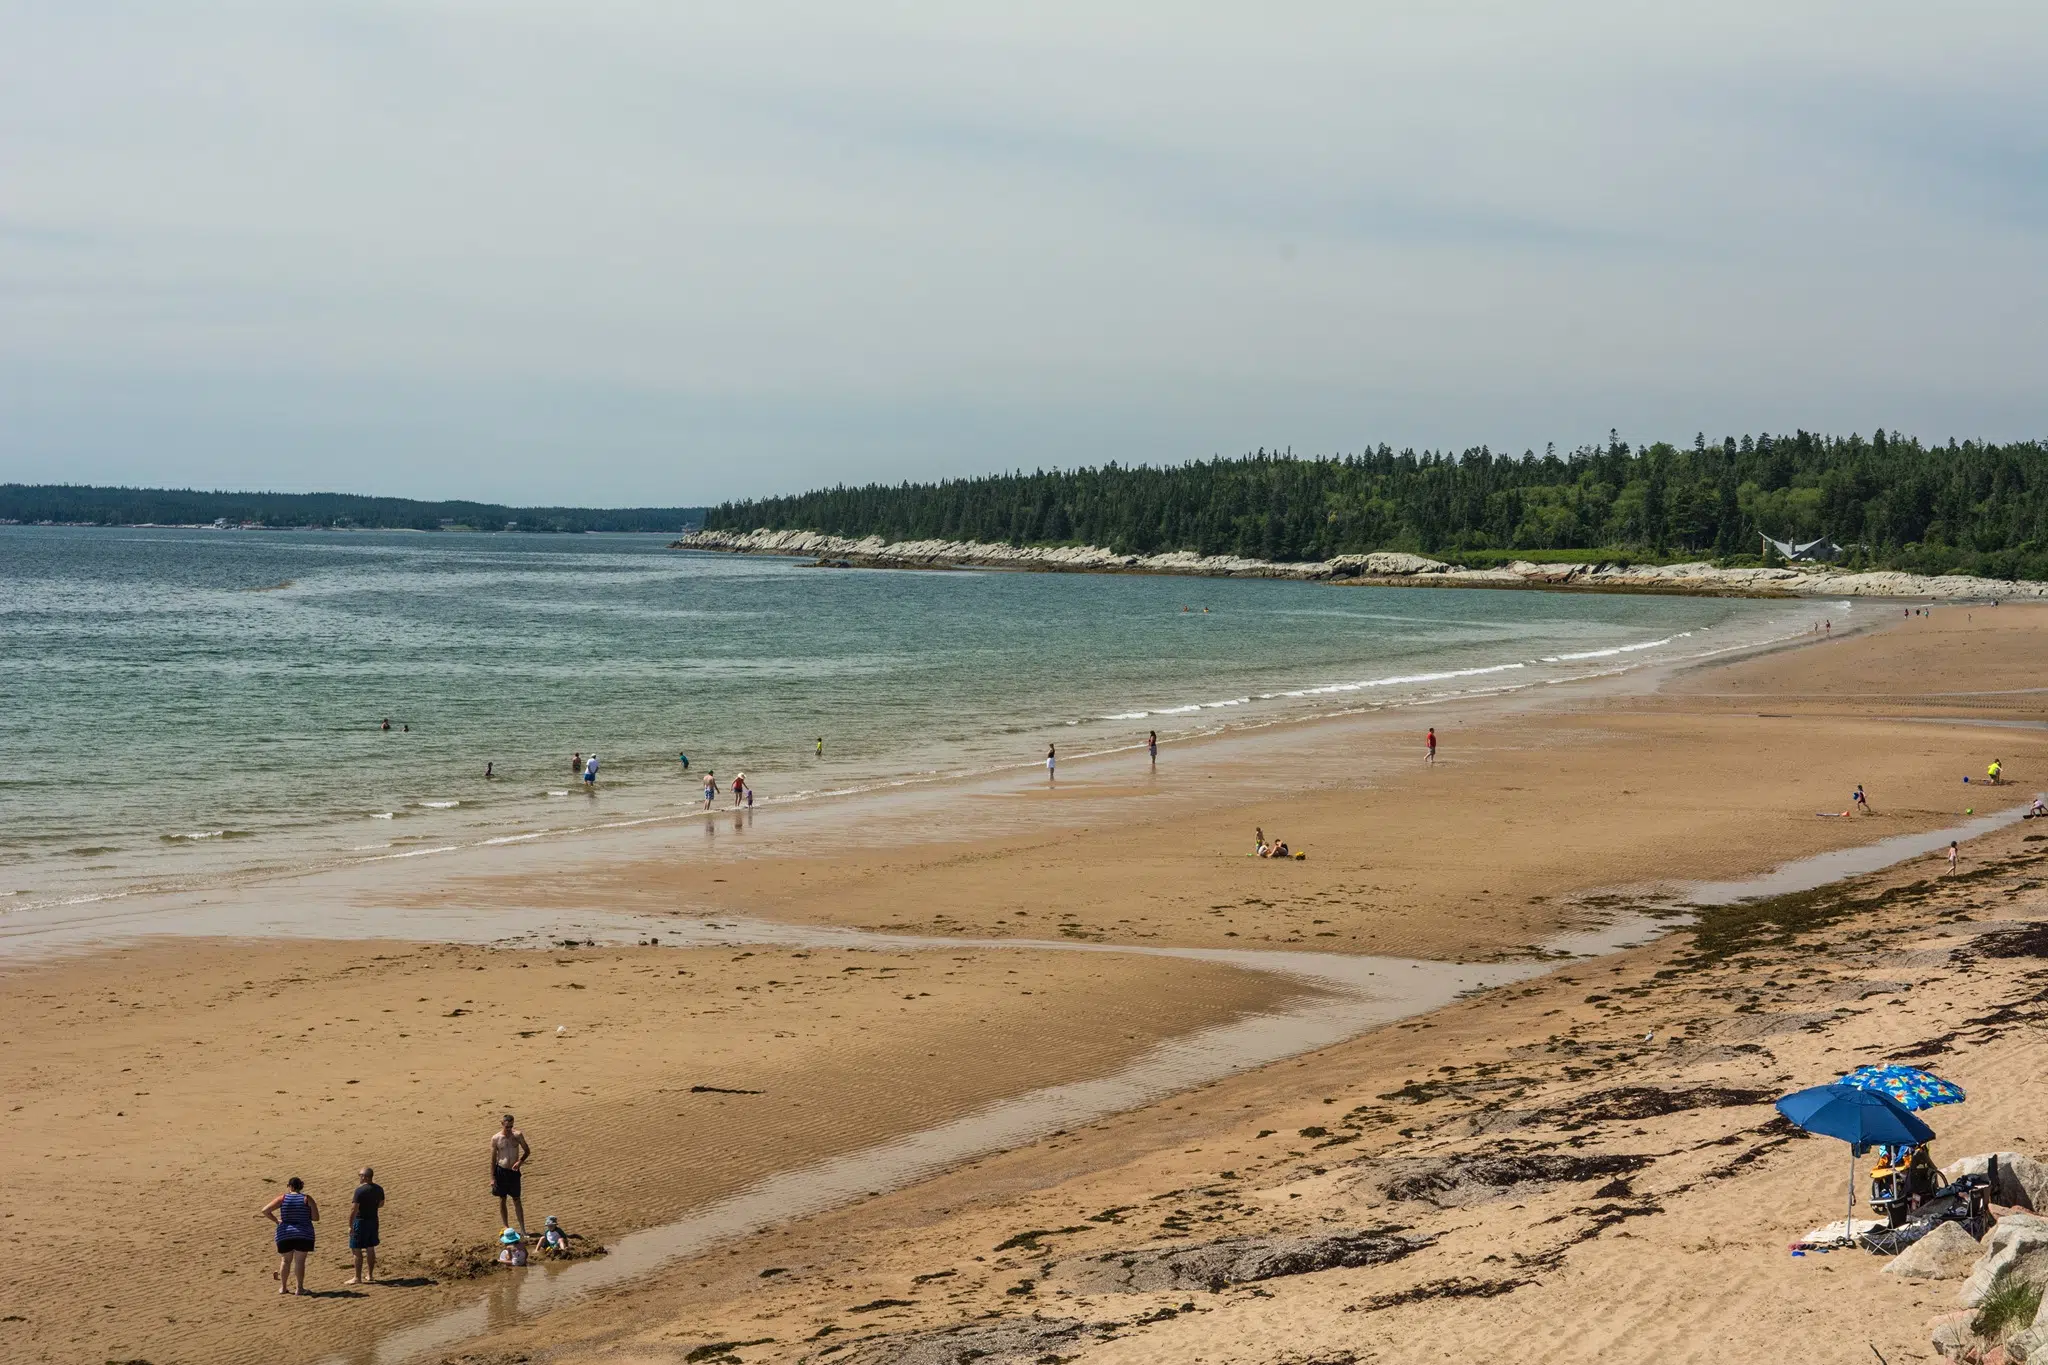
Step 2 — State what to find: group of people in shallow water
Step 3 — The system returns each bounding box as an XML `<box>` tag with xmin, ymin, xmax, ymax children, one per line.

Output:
<box><xmin>701</xmin><ymin>769</ymin><xmax>753</xmax><ymax>808</ymax></box>
<box><xmin>258</xmin><ymin>1115</ymin><xmax>573</xmax><ymax>1297</ymax></box>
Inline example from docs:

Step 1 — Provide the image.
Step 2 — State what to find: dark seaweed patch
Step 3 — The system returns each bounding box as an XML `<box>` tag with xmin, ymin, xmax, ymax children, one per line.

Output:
<box><xmin>1962</xmin><ymin>924</ymin><xmax>2048</xmax><ymax>960</ymax></box>
<box><xmin>685</xmin><ymin>1340</ymin><xmax>774</xmax><ymax>1363</ymax></box>
<box><xmin>1531</xmin><ymin>1085</ymin><xmax>1772</xmax><ymax>1130</ymax></box>
<box><xmin>992</xmin><ymin>1227</ymin><xmax>1085</xmax><ymax>1254</ymax></box>
<box><xmin>1351</xmin><ymin>1277</ymin><xmax>1527</xmax><ymax>1311</ymax></box>
<box><xmin>1686</xmin><ymin>879</ymin><xmax>1937</xmax><ymax>963</ymax></box>
<box><xmin>1381</xmin><ymin>1152</ymin><xmax>1650</xmax><ymax>1204</ymax></box>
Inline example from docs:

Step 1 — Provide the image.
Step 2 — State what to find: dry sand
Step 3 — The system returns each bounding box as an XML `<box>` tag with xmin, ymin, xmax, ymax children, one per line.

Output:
<box><xmin>6</xmin><ymin>603</ymin><xmax>2048</xmax><ymax>1365</ymax></box>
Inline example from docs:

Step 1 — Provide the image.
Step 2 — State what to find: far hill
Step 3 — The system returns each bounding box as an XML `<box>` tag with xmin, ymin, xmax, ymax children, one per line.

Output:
<box><xmin>0</xmin><ymin>485</ymin><xmax>706</xmax><ymax>534</ymax></box>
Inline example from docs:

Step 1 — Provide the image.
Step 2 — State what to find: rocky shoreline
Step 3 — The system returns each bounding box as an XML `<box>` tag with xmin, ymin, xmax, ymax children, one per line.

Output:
<box><xmin>672</xmin><ymin>528</ymin><xmax>2041</xmax><ymax>601</ymax></box>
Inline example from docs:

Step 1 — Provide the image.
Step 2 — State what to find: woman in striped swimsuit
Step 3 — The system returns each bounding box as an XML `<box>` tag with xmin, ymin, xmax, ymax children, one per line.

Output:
<box><xmin>260</xmin><ymin>1176</ymin><xmax>320</xmax><ymax>1295</ymax></box>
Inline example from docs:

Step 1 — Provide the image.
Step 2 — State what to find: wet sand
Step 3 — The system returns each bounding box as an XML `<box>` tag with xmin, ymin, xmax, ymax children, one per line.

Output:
<box><xmin>6</xmin><ymin>603</ymin><xmax>2048</xmax><ymax>1365</ymax></box>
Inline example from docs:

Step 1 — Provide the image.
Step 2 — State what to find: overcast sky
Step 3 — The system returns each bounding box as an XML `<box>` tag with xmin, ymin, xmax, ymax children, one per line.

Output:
<box><xmin>1</xmin><ymin>2</ymin><xmax>2043</xmax><ymax>505</ymax></box>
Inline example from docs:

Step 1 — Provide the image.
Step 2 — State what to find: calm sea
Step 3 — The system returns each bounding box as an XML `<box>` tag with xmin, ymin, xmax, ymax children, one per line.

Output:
<box><xmin>0</xmin><ymin>527</ymin><xmax>1834</xmax><ymax>909</ymax></box>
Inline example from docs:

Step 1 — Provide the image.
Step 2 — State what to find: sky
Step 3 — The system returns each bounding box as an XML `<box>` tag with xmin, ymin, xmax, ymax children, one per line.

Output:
<box><xmin>1</xmin><ymin>2</ymin><xmax>2044</xmax><ymax>506</ymax></box>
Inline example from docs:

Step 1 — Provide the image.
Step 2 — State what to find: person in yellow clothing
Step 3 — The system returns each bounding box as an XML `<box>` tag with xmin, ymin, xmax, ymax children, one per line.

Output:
<box><xmin>1988</xmin><ymin>759</ymin><xmax>2004</xmax><ymax>785</ymax></box>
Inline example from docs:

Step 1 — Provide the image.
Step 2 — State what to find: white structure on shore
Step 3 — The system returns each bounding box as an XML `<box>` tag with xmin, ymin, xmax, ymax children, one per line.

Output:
<box><xmin>1761</xmin><ymin>533</ymin><xmax>1843</xmax><ymax>562</ymax></box>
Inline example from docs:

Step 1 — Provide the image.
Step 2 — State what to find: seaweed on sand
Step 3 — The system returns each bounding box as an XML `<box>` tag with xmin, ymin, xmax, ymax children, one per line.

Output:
<box><xmin>1961</xmin><ymin>922</ymin><xmax>2048</xmax><ymax>960</ymax></box>
<box><xmin>1379</xmin><ymin>1152</ymin><xmax>1651</xmax><ymax>1205</ymax></box>
<box><xmin>1530</xmin><ymin>1085</ymin><xmax>1773</xmax><ymax>1130</ymax></box>
<box><xmin>1682</xmin><ymin>879</ymin><xmax>1938</xmax><ymax>965</ymax></box>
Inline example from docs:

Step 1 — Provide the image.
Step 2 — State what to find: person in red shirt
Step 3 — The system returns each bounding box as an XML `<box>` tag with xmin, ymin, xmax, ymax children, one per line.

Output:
<box><xmin>1425</xmin><ymin>727</ymin><xmax>1437</xmax><ymax>765</ymax></box>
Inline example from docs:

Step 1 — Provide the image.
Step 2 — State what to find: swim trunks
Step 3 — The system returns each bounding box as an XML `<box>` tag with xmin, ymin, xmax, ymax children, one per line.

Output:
<box><xmin>350</xmin><ymin>1218</ymin><xmax>380</xmax><ymax>1250</ymax></box>
<box><xmin>492</xmin><ymin>1166</ymin><xmax>522</xmax><ymax>1199</ymax></box>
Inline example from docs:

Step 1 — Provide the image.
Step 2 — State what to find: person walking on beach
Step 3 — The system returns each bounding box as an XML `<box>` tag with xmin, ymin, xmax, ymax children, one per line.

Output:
<box><xmin>347</xmin><ymin>1167</ymin><xmax>385</xmax><ymax>1285</ymax></box>
<box><xmin>1046</xmin><ymin>744</ymin><xmax>1056</xmax><ymax>784</ymax></box>
<box><xmin>731</xmin><ymin>772</ymin><xmax>746</xmax><ymax>806</ymax></box>
<box><xmin>703</xmin><ymin>771</ymin><xmax>716</xmax><ymax>807</ymax></box>
<box><xmin>1147</xmin><ymin>730</ymin><xmax>1158</xmax><ymax>767</ymax></box>
<box><xmin>1852</xmin><ymin>785</ymin><xmax>1873</xmax><ymax>815</ymax></box>
<box><xmin>491</xmin><ymin>1114</ymin><xmax>531</xmax><ymax>1234</ymax></box>
<box><xmin>1425</xmin><ymin>727</ymin><xmax>1437</xmax><ymax>766</ymax></box>
<box><xmin>260</xmin><ymin>1176</ymin><xmax>319</xmax><ymax>1295</ymax></box>
<box><xmin>1947</xmin><ymin>840</ymin><xmax>1960</xmax><ymax>873</ymax></box>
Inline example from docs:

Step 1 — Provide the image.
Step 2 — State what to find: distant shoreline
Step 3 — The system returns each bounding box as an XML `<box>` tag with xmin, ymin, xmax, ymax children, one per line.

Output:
<box><xmin>673</xmin><ymin>527</ymin><xmax>2041</xmax><ymax>601</ymax></box>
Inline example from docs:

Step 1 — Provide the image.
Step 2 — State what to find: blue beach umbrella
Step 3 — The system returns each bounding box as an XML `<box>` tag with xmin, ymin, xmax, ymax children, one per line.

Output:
<box><xmin>1839</xmin><ymin>1064</ymin><xmax>1966</xmax><ymax>1113</ymax></box>
<box><xmin>1777</xmin><ymin>1083</ymin><xmax>1937</xmax><ymax>1240</ymax></box>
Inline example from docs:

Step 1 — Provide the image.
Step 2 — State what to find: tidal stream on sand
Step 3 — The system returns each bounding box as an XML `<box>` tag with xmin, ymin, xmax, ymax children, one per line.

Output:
<box><xmin>298</xmin><ymin>798</ymin><xmax>2033</xmax><ymax>1363</ymax></box>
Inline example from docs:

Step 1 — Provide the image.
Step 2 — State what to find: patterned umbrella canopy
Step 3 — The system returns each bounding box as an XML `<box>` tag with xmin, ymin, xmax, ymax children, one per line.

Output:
<box><xmin>1839</xmin><ymin>1064</ymin><xmax>1966</xmax><ymax>1112</ymax></box>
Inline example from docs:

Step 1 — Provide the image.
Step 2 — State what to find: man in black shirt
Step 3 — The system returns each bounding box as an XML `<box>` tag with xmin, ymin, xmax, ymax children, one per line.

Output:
<box><xmin>347</xmin><ymin>1167</ymin><xmax>386</xmax><ymax>1285</ymax></box>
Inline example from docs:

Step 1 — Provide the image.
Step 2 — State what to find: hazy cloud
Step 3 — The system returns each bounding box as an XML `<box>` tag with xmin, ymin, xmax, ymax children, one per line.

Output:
<box><xmin>1</xmin><ymin>1</ymin><xmax>2042</xmax><ymax>503</ymax></box>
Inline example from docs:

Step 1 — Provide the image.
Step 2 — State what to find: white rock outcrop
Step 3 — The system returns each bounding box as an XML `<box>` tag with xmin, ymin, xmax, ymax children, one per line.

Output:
<box><xmin>674</xmin><ymin>530</ymin><xmax>2044</xmax><ymax>601</ymax></box>
<box><xmin>1957</xmin><ymin>1211</ymin><xmax>2048</xmax><ymax>1307</ymax></box>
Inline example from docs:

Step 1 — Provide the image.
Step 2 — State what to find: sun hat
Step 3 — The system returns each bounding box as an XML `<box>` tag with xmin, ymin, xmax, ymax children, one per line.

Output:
<box><xmin>544</xmin><ymin>1215</ymin><xmax>560</xmax><ymax>1227</ymax></box>
<box><xmin>500</xmin><ymin>1228</ymin><xmax>524</xmax><ymax>1244</ymax></box>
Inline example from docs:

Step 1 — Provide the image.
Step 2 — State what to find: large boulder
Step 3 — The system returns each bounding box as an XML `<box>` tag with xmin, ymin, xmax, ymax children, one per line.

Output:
<box><xmin>1889</xmin><ymin>1221</ymin><xmax>1985</xmax><ymax>1279</ymax></box>
<box><xmin>1958</xmin><ymin>1213</ymin><xmax>2048</xmax><ymax>1306</ymax></box>
<box><xmin>1943</xmin><ymin>1154</ymin><xmax>2048</xmax><ymax>1213</ymax></box>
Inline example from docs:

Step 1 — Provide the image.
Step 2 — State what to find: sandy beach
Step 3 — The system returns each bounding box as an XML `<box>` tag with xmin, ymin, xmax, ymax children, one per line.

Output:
<box><xmin>7</xmin><ymin>604</ymin><xmax>2048</xmax><ymax>1365</ymax></box>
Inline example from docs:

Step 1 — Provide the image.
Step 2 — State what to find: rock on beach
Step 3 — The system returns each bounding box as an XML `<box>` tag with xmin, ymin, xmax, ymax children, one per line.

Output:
<box><xmin>672</xmin><ymin>529</ymin><xmax>2045</xmax><ymax>601</ymax></box>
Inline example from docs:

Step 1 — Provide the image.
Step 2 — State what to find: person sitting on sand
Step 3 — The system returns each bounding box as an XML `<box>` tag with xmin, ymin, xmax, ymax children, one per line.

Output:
<box><xmin>1271</xmin><ymin>841</ymin><xmax>1290</xmax><ymax>858</ymax></box>
<box><xmin>496</xmin><ymin>1228</ymin><xmax>528</xmax><ymax>1266</ymax></box>
<box><xmin>538</xmin><ymin>1214</ymin><xmax>570</xmax><ymax>1256</ymax></box>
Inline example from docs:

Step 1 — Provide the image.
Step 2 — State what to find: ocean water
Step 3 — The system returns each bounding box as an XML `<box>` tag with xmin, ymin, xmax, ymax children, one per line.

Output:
<box><xmin>0</xmin><ymin>526</ymin><xmax>1835</xmax><ymax>909</ymax></box>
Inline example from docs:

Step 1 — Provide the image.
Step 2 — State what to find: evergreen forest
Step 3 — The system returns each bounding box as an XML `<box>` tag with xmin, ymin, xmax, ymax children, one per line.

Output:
<box><xmin>706</xmin><ymin>431</ymin><xmax>2048</xmax><ymax>580</ymax></box>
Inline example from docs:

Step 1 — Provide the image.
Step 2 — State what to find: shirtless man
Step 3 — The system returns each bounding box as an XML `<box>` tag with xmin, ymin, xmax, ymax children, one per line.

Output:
<box><xmin>490</xmin><ymin>1114</ymin><xmax>532</xmax><ymax>1234</ymax></box>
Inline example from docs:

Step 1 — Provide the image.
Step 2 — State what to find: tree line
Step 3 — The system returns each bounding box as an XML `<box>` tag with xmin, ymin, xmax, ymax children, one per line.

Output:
<box><xmin>706</xmin><ymin>431</ymin><xmax>2048</xmax><ymax>580</ymax></box>
<box><xmin>0</xmin><ymin>485</ymin><xmax>705</xmax><ymax>534</ymax></box>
